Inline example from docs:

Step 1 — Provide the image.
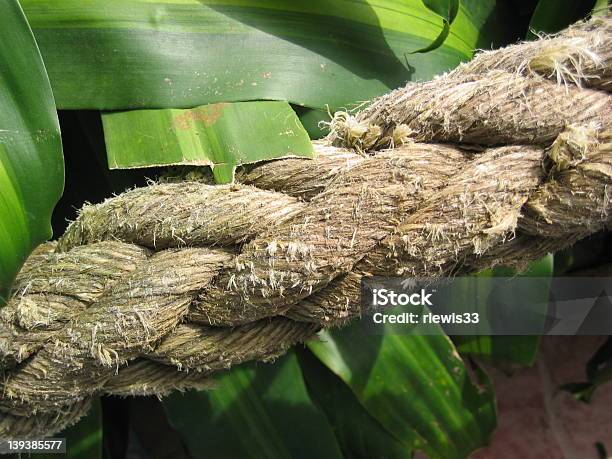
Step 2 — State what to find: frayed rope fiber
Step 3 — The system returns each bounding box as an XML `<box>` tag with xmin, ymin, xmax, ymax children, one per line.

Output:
<box><xmin>1</xmin><ymin>14</ymin><xmax>611</xmax><ymax>439</ymax></box>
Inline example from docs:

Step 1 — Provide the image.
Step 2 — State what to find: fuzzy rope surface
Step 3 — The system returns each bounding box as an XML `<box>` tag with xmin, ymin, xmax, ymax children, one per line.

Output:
<box><xmin>1</xmin><ymin>15</ymin><xmax>611</xmax><ymax>439</ymax></box>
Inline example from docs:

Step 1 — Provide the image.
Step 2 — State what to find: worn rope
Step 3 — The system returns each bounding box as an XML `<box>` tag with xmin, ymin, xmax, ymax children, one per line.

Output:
<box><xmin>1</xmin><ymin>15</ymin><xmax>611</xmax><ymax>439</ymax></box>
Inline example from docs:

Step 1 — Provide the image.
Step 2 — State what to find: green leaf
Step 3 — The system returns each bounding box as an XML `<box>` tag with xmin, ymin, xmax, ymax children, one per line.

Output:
<box><xmin>102</xmin><ymin>101</ymin><xmax>313</xmax><ymax>183</ymax></box>
<box><xmin>455</xmin><ymin>255</ymin><xmax>554</xmax><ymax>367</ymax></box>
<box><xmin>422</xmin><ymin>0</ymin><xmax>460</xmax><ymax>21</ymax></box>
<box><xmin>416</xmin><ymin>0</ymin><xmax>460</xmax><ymax>53</ymax></box>
<box><xmin>0</xmin><ymin>0</ymin><xmax>63</xmax><ymax>304</ymax></box>
<box><xmin>21</xmin><ymin>0</ymin><xmax>508</xmax><ymax>111</ymax></box>
<box><xmin>527</xmin><ymin>0</ymin><xmax>596</xmax><ymax>37</ymax></box>
<box><xmin>298</xmin><ymin>347</ymin><xmax>409</xmax><ymax>459</ymax></box>
<box><xmin>31</xmin><ymin>398</ymin><xmax>102</xmax><ymax>459</ymax></box>
<box><xmin>163</xmin><ymin>352</ymin><xmax>344</xmax><ymax>459</ymax></box>
<box><xmin>308</xmin><ymin>326</ymin><xmax>496</xmax><ymax>459</ymax></box>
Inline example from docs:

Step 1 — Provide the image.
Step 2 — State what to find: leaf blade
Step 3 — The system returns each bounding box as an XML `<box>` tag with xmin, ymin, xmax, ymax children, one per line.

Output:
<box><xmin>454</xmin><ymin>255</ymin><xmax>554</xmax><ymax>367</ymax></box>
<box><xmin>163</xmin><ymin>352</ymin><xmax>344</xmax><ymax>459</ymax></box>
<box><xmin>308</xmin><ymin>326</ymin><xmax>496</xmax><ymax>459</ymax></box>
<box><xmin>21</xmin><ymin>0</ymin><xmax>507</xmax><ymax>111</ymax></box>
<box><xmin>102</xmin><ymin>101</ymin><xmax>313</xmax><ymax>182</ymax></box>
<box><xmin>298</xmin><ymin>347</ymin><xmax>411</xmax><ymax>458</ymax></box>
<box><xmin>0</xmin><ymin>0</ymin><xmax>63</xmax><ymax>302</ymax></box>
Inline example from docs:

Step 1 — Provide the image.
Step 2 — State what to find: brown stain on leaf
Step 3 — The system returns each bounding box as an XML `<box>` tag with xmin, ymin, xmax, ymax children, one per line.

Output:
<box><xmin>173</xmin><ymin>103</ymin><xmax>228</xmax><ymax>130</ymax></box>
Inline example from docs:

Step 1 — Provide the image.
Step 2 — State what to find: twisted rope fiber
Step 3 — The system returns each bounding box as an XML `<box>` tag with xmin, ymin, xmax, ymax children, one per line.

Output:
<box><xmin>1</xmin><ymin>15</ymin><xmax>611</xmax><ymax>438</ymax></box>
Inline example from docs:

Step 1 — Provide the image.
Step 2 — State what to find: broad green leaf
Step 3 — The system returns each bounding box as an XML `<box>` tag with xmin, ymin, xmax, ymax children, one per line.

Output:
<box><xmin>454</xmin><ymin>255</ymin><xmax>554</xmax><ymax>367</ymax></box>
<box><xmin>0</xmin><ymin>0</ymin><xmax>63</xmax><ymax>303</ymax></box>
<box><xmin>31</xmin><ymin>398</ymin><xmax>102</xmax><ymax>459</ymax></box>
<box><xmin>527</xmin><ymin>0</ymin><xmax>597</xmax><ymax>37</ymax></box>
<box><xmin>297</xmin><ymin>347</ymin><xmax>409</xmax><ymax>459</ymax></box>
<box><xmin>308</xmin><ymin>326</ymin><xmax>496</xmax><ymax>459</ymax></box>
<box><xmin>163</xmin><ymin>352</ymin><xmax>343</xmax><ymax>459</ymax></box>
<box><xmin>102</xmin><ymin>101</ymin><xmax>313</xmax><ymax>182</ymax></box>
<box><xmin>21</xmin><ymin>0</ymin><xmax>509</xmax><ymax>111</ymax></box>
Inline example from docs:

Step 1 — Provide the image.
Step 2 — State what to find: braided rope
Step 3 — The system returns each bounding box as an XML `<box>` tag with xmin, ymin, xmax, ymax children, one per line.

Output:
<box><xmin>1</xmin><ymin>15</ymin><xmax>611</xmax><ymax>439</ymax></box>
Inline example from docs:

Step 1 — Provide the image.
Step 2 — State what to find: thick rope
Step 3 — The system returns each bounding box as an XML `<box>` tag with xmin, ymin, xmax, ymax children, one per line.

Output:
<box><xmin>1</xmin><ymin>15</ymin><xmax>611</xmax><ymax>439</ymax></box>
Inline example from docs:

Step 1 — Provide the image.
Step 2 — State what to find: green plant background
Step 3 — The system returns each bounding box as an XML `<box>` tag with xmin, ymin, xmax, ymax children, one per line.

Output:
<box><xmin>2</xmin><ymin>0</ymin><xmax>610</xmax><ymax>458</ymax></box>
